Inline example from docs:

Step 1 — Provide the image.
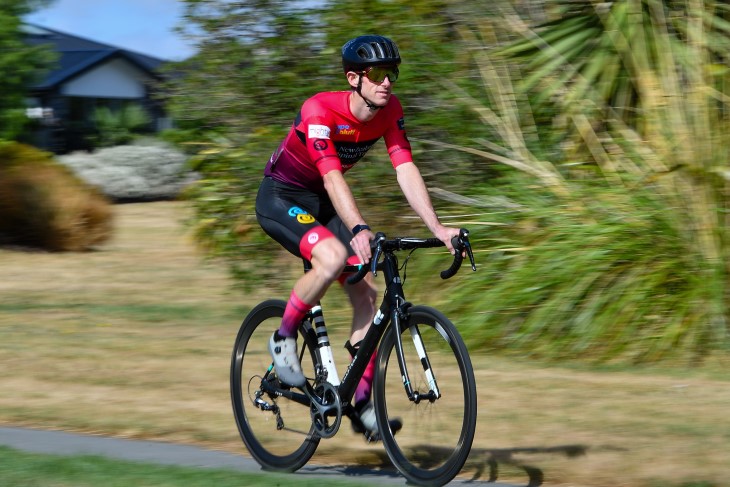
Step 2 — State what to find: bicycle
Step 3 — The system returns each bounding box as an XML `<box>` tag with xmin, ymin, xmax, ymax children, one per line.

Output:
<box><xmin>230</xmin><ymin>229</ymin><xmax>478</xmax><ymax>486</ymax></box>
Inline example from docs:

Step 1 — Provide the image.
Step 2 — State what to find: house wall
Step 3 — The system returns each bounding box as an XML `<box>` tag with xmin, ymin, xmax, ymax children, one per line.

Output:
<box><xmin>61</xmin><ymin>58</ymin><xmax>154</xmax><ymax>99</ymax></box>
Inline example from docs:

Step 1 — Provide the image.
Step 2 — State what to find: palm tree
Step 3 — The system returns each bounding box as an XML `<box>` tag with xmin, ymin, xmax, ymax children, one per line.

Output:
<box><xmin>425</xmin><ymin>0</ymin><xmax>730</xmax><ymax>360</ymax></box>
<box><xmin>502</xmin><ymin>0</ymin><xmax>730</xmax><ymax>270</ymax></box>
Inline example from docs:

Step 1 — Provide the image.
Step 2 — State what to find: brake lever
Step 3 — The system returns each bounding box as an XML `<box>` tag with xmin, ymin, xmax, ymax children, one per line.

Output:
<box><xmin>370</xmin><ymin>232</ymin><xmax>385</xmax><ymax>277</ymax></box>
<box><xmin>461</xmin><ymin>230</ymin><xmax>477</xmax><ymax>272</ymax></box>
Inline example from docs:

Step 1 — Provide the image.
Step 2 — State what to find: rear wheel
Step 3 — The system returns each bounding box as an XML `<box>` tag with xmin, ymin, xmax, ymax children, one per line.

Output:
<box><xmin>230</xmin><ymin>299</ymin><xmax>320</xmax><ymax>471</ymax></box>
<box><xmin>374</xmin><ymin>305</ymin><xmax>477</xmax><ymax>486</ymax></box>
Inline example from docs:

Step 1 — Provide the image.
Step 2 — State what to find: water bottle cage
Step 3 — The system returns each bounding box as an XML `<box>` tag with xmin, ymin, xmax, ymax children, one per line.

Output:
<box><xmin>344</xmin><ymin>339</ymin><xmax>362</xmax><ymax>357</ymax></box>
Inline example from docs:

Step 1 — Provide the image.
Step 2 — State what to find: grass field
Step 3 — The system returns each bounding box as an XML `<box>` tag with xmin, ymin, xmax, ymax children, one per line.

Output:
<box><xmin>0</xmin><ymin>446</ymin><xmax>371</xmax><ymax>487</ymax></box>
<box><xmin>1</xmin><ymin>201</ymin><xmax>729</xmax><ymax>487</ymax></box>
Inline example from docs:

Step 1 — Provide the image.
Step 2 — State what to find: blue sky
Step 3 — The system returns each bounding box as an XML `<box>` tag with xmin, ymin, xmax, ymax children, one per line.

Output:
<box><xmin>24</xmin><ymin>0</ymin><xmax>197</xmax><ymax>61</ymax></box>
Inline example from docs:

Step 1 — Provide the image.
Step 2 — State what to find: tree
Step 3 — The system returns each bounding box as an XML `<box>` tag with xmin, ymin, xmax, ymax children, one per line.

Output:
<box><xmin>0</xmin><ymin>0</ymin><xmax>56</xmax><ymax>140</ymax></box>
<box><xmin>165</xmin><ymin>0</ymin><xmax>333</xmax><ymax>133</ymax></box>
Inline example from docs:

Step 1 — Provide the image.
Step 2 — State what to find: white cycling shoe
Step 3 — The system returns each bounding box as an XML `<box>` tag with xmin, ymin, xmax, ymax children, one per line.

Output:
<box><xmin>353</xmin><ymin>401</ymin><xmax>403</xmax><ymax>442</ymax></box>
<box><xmin>268</xmin><ymin>331</ymin><xmax>306</xmax><ymax>388</ymax></box>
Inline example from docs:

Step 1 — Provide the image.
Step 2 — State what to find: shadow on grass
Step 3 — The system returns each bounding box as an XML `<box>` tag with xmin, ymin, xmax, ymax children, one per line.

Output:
<box><xmin>323</xmin><ymin>443</ymin><xmax>605</xmax><ymax>486</ymax></box>
<box><xmin>467</xmin><ymin>444</ymin><xmax>590</xmax><ymax>486</ymax></box>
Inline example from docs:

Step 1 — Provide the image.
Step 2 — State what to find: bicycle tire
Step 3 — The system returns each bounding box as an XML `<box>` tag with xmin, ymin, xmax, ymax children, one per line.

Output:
<box><xmin>230</xmin><ymin>299</ymin><xmax>320</xmax><ymax>471</ymax></box>
<box><xmin>374</xmin><ymin>305</ymin><xmax>477</xmax><ymax>486</ymax></box>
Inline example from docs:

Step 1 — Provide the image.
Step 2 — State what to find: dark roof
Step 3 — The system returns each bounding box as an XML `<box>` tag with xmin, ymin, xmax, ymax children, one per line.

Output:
<box><xmin>23</xmin><ymin>24</ymin><xmax>168</xmax><ymax>90</ymax></box>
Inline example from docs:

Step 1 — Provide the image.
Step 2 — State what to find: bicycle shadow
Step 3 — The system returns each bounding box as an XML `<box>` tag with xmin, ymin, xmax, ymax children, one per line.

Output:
<box><xmin>464</xmin><ymin>444</ymin><xmax>589</xmax><ymax>486</ymax></box>
<box><xmin>306</xmin><ymin>443</ymin><xmax>598</xmax><ymax>486</ymax></box>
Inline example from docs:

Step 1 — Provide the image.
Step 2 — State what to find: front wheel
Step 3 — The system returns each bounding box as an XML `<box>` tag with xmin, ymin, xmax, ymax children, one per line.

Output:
<box><xmin>230</xmin><ymin>299</ymin><xmax>320</xmax><ymax>472</ymax></box>
<box><xmin>374</xmin><ymin>305</ymin><xmax>477</xmax><ymax>486</ymax></box>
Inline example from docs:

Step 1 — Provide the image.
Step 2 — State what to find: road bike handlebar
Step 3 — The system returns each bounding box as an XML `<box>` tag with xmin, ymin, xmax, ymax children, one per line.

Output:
<box><xmin>346</xmin><ymin>228</ymin><xmax>476</xmax><ymax>285</ymax></box>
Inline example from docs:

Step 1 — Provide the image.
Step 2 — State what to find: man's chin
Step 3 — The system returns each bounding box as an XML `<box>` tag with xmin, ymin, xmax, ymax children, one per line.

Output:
<box><xmin>373</xmin><ymin>94</ymin><xmax>391</xmax><ymax>107</ymax></box>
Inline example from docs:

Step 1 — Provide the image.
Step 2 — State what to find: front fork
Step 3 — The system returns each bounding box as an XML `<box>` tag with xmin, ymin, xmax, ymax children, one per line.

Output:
<box><xmin>392</xmin><ymin>298</ymin><xmax>440</xmax><ymax>404</ymax></box>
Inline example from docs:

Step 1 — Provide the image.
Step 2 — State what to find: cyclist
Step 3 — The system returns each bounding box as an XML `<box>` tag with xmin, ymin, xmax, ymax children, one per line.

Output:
<box><xmin>255</xmin><ymin>34</ymin><xmax>461</xmax><ymax>438</ymax></box>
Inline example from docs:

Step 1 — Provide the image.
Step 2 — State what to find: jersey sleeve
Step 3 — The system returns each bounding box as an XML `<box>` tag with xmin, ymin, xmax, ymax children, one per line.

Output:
<box><xmin>298</xmin><ymin>98</ymin><xmax>342</xmax><ymax>177</ymax></box>
<box><xmin>383</xmin><ymin>96</ymin><xmax>413</xmax><ymax>168</ymax></box>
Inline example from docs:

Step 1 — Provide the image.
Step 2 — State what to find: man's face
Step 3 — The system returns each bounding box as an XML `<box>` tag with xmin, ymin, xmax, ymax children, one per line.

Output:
<box><xmin>350</xmin><ymin>65</ymin><xmax>399</xmax><ymax>107</ymax></box>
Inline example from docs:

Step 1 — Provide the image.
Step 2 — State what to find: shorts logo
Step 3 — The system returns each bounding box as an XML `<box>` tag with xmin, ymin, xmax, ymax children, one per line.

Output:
<box><xmin>288</xmin><ymin>206</ymin><xmax>315</xmax><ymax>224</ymax></box>
<box><xmin>308</xmin><ymin>232</ymin><xmax>319</xmax><ymax>245</ymax></box>
<box><xmin>308</xmin><ymin>124</ymin><xmax>331</xmax><ymax>139</ymax></box>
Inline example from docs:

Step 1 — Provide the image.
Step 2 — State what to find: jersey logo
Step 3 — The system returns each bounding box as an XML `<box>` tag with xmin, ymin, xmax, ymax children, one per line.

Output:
<box><xmin>397</xmin><ymin>117</ymin><xmax>406</xmax><ymax>130</ymax></box>
<box><xmin>313</xmin><ymin>139</ymin><xmax>329</xmax><ymax>151</ymax></box>
<box><xmin>308</xmin><ymin>124</ymin><xmax>331</xmax><ymax>139</ymax></box>
<box><xmin>335</xmin><ymin>139</ymin><xmax>378</xmax><ymax>164</ymax></box>
<box><xmin>337</xmin><ymin>124</ymin><xmax>356</xmax><ymax>136</ymax></box>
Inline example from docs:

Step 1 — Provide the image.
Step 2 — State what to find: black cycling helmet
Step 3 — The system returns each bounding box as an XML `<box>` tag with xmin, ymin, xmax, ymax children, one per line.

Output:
<box><xmin>342</xmin><ymin>35</ymin><xmax>401</xmax><ymax>73</ymax></box>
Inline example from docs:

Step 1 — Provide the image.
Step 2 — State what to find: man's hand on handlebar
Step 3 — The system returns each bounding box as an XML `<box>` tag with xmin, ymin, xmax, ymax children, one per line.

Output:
<box><xmin>350</xmin><ymin>229</ymin><xmax>374</xmax><ymax>265</ymax></box>
<box><xmin>434</xmin><ymin>225</ymin><xmax>463</xmax><ymax>256</ymax></box>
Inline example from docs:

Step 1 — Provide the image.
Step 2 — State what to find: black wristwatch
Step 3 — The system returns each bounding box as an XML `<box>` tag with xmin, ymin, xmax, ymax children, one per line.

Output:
<box><xmin>351</xmin><ymin>224</ymin><xmax>370</xmax><ymax>236</ymax></box>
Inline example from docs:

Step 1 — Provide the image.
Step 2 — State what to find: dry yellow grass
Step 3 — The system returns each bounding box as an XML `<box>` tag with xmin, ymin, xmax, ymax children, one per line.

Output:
<box><xmin>1</xmin><ymin>201</ymin><xmax>728</xmax><ymax>486</ymax></box>
<box><xmin>0</xmin><ymin>143</ymin><xmax>113</xmax><ymax>251</ymax></box>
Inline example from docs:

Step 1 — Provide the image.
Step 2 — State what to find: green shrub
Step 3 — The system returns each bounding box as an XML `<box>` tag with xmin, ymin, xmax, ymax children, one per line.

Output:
<box><xmin>0</xmin><ymin>108</ymin><xmax>31</xmax><ymax>141</ymax></box>
<box><xmin>0</xmin><ymin>142</ymin><xmax>113</xmax><ymax>251</ymax></box>
<box><xmin>92</xmin><ymin>105</ymin><xmax>151</xmax><ymax>147</ymax></box>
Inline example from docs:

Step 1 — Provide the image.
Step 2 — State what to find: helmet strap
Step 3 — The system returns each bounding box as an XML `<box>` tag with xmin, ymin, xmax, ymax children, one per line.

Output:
<box><xmin>356</xmin><ymin>74</ymin><xmax>384</xmax><ymax>111</ymax></box>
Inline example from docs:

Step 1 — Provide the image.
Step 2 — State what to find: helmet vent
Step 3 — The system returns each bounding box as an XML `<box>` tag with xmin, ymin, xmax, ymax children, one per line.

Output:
<box><xmin>357</xmin><ymin>46</ymin><xmax>371</xmax><ymax>60</ymax></box>
<box><xmin>371</xmin><ymin>42</ymin><xmax>385</xmax><ymax>59</ymax></box>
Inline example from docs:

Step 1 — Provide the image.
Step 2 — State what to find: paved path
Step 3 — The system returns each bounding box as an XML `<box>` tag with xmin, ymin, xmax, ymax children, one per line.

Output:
<box><xmin>0</xmin><ymin>427</ymin><xmax>522</xmax><ymax>486</ymax></box>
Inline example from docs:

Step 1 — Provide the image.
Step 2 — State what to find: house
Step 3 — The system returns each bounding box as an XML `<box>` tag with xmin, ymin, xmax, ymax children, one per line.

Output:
<box><xmin>23</xmin><ymin>24</ymin><xmax>173</xmax><ymax>153</ymax></box>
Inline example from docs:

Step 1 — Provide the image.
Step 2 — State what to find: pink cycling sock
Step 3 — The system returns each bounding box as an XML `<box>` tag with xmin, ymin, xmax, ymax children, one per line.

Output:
<box><xmin>279</xmin><ymin>290</ymin><xmax>314</xmax><ymax>338</ymax></box>
<box><xmin>354</xmin><ymin>349</ymin><xmax>377</xmax><ymax>407</ymax></box>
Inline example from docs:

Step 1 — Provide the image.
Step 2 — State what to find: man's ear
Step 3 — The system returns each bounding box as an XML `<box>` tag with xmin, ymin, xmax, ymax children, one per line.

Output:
<box><xmin>346</xmin><ymin>71</ymin><xmax>360</xmax><ymax>89</ymax></box>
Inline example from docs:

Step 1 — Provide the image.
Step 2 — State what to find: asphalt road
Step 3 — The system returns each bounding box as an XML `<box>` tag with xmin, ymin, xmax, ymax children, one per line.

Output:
<box><xmin>0</xmin><ymin>427</ymin><xmax>524</xmax><ymax>486</ymax></box>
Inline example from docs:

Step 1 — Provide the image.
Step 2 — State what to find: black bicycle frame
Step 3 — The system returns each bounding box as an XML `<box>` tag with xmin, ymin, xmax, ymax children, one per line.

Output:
<box><xmin>331</xmin><ymin>249</ymin><xmax>403</xmax><ymax>408</ymax></box>
<box><xmin>261</xmin><ymin>226</ymin><xmax>478</xmax><ymax>413</ymax></box>
<box><xmin>262</xmin><ymin>248</ymin><xmax>423</xmax><ymax>412</ymax></box>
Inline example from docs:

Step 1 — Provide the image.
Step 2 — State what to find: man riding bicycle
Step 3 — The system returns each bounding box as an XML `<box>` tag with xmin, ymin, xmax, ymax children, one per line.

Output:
<box><xmin>255</xmin><ymin>34</ymin><xmax>461</xmax><ymax>439</ymax></box>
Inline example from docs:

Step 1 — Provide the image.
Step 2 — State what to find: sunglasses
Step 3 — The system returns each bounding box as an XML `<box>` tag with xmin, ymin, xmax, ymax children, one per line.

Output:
<box><xmin>361</xmin><ymin>66</ymin><xmax>399</xmax><ymax>83</ymax></box>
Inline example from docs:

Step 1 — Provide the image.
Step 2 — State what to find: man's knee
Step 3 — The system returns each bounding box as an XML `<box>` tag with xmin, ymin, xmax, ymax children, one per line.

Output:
<box><xmin>311</xmin><ymin>239</ymin><xmax>347</xmax><ymax>282</ymax></box>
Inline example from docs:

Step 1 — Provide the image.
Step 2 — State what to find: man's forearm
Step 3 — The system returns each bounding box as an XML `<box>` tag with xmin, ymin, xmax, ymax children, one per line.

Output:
<box><xmin>396</xmin><ymin>162</ymin><xmax>443</xmax><ymax>233</ymax></box>
<box><xmin>323</xmin><ymin>169</ymin><xmax>367</xmax><ymax>231</ymax></box>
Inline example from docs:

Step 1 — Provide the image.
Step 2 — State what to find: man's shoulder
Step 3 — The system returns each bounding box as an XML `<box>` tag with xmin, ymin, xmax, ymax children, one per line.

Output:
<box><xmin>304</xmin><ymin>91</ymin><xmax>350</xmax><ymax>109</ymax></box>
<box><xmin>299</xmin><ymin>91</ymin><xmax>351</xmax><ymax>127</ymax></box>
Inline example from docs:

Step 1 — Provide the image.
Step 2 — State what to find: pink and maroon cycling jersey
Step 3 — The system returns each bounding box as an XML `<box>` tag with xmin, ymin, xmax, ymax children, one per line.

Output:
<box><xmin>264</xmin><ymin>91</ymin><xmax>413</xmax><ymax>193</ymax></box>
